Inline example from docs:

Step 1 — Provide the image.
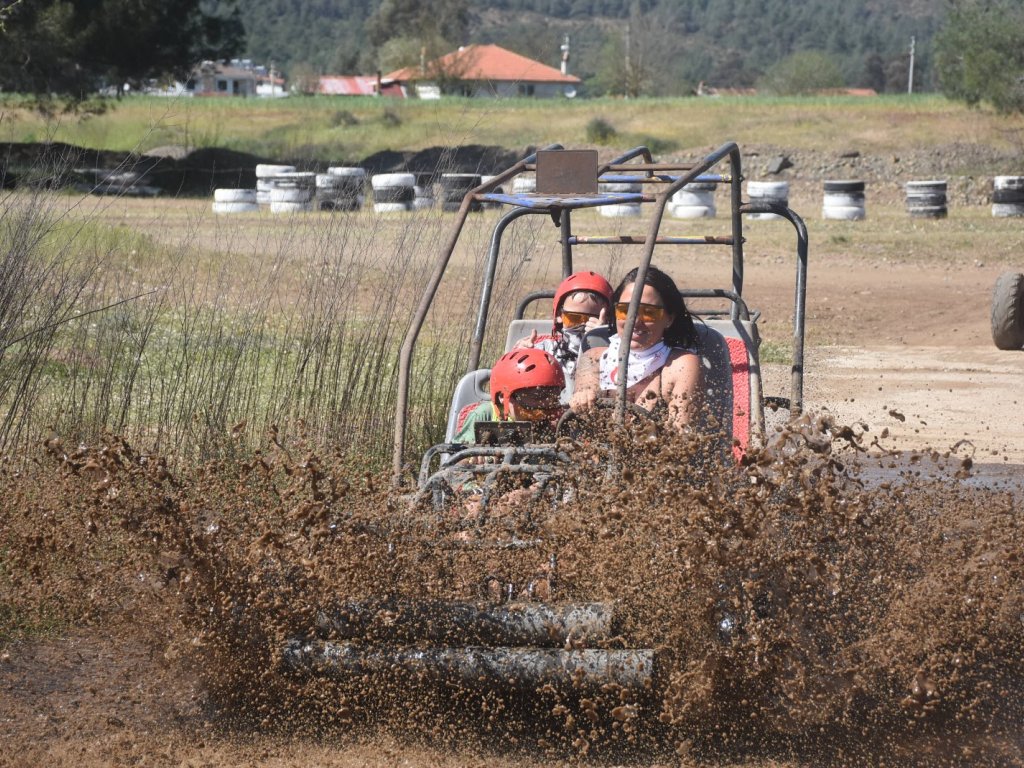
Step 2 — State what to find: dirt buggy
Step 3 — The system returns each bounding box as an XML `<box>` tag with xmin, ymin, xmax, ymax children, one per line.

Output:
<box><xmin>282</xmin><ymin>143</ymin><xmax>809</xmax><ymax>703</ymax></box>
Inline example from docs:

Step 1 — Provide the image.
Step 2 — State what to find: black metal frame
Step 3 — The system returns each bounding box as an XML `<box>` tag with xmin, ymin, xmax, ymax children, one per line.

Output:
<box><xmin>392</xmin><ymin>143</ymin><xmax>808</xmax><ymax>484</ymax></box>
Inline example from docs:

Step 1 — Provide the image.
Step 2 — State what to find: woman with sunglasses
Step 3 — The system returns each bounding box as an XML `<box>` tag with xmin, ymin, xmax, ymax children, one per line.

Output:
<box><xmin>515</xmin><ymin>271</ymin><xmax>613</xmax><ymax>381</ymax></box>
<box><xmin>569</xmin><ymin>265</ymin><xmax>702</xmax><ymax>429</ymax></box>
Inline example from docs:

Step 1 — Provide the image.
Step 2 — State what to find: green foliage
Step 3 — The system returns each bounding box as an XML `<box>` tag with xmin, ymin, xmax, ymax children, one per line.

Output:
<box><xmin>757</xmin><ymin>50</ymin><xmax>845</xmax><ymax>95</ymax></box>
<box><xmin>0</xmin><ymin>0</ymin><xmax>243</xmax><ymax>96</ymax></box>
<box><xmin>934</xmin><ymin>0</ymin><xmax>1024</xmax><ymax>114</ymax></box>
<box><xmin>106</xmin><ymin>0</ymin><xmax>953</xmax><ymax>96</ymax></box>
<box><xmin>585</xmin><ymin>117</ymin><xmax>617</xmax><ymax>144</ymax></box>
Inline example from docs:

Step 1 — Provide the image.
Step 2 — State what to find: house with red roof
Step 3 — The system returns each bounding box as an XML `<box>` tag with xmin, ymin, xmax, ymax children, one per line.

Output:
<box><xmin>384</xmin><ymin>44</ymin><xmax>580</xmax><ymax>99</ymax></box>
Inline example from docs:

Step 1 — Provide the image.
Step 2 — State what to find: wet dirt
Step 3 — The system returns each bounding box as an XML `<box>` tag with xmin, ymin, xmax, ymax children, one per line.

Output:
<box><xmin>2</xmin><ymin>399</ymin><xmax>1023</xmax><ymax>767</ymax></box>
<box><xmin>3</xmin><ymin>197</ymin><xmax>1024</xmax><ymax>766</ymax></box>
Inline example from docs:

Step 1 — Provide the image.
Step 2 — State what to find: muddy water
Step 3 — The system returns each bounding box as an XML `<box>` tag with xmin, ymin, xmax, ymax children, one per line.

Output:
<box><xmin>1</xmin><ymin>419</ymin><xmax>1022</xmax><ymax>766</ymax></box>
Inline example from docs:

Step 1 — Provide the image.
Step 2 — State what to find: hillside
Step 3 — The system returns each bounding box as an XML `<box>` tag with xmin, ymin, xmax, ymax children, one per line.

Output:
<box><xmin>232</xmin><ymin>0</ymin><xmax>947</xmax><ymax>96</ymax></box>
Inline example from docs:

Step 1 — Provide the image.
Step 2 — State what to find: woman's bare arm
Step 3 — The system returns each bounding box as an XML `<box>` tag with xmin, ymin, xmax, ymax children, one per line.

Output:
<box><xmin>662</xmin><ymin>351</ymin><xmax>703</xmax><ymax>429</ymax></box>
<box><xmin>569</xmin><ymin>347</ymin><xmax>603</xmax><ymax>412</ymax></box>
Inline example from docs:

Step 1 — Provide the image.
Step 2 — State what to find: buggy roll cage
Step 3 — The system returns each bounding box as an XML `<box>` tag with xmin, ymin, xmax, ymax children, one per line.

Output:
<box><xmin>392</xmin><ymin>142</ymin><xmax>808</xmax><ymax>484</ymax></box>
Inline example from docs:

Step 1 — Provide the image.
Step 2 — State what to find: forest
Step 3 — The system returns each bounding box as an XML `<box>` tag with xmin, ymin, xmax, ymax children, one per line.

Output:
<box><xmin>220</xmin><ymin>0</ymin><xmax>944</xmax><ymax>95</ymax></box>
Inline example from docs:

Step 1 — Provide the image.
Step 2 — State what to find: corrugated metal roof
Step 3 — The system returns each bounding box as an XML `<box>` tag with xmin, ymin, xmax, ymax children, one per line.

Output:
<box><xmin>385</xmin><ymin>44</ymin><xmax>580</xmax><ymax>84</ymax></box>
<box><xmin>318</xmin><ymin>76</ymin><xmax>404</xmax><ymax>97</ymax></box>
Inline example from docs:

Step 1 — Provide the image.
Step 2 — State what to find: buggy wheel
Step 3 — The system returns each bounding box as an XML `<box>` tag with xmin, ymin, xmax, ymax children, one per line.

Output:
<box><xmin>991</xmin><ymin>272</ymin><xmax>1024</xmax><ymax>350</ymax></box>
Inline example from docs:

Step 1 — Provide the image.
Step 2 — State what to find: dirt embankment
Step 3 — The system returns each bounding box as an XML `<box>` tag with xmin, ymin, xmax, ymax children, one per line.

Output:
<box><xmin>4</xmin><ymin>139</ymin><xmax>1020</xmax><ymax>198</ymax></box>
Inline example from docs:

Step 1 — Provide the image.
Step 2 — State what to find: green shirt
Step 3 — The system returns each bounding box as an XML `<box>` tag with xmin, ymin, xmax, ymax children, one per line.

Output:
<box><xmin>453</xmin><ymin>401</ymin><xmax>495</xmax><ymax>445</ymax></box>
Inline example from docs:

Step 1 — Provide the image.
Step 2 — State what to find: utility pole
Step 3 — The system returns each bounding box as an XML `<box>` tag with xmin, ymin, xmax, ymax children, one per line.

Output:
<box><xmin>907</xmin><ymin>36</ymin><xmax>915</xmax><ymax>94</ymax></box>
<box><xmin>560</xmin><ymin>34</ymin><xmax>570</xmax><ymax>76</ymax></box>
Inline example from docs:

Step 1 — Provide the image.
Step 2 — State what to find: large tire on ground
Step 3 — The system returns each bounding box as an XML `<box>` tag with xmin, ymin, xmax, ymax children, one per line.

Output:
<box><xmin>991</xmin><ymin>272</ymin><xmax>1024</xmax><ymax>350</ymax></box>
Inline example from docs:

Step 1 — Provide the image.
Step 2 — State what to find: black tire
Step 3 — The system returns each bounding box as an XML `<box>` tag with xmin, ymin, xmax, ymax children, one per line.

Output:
<box><xmin>905</xmin><ymin>193</ymin><xmax>947</xmax><ymax>206</ymax></box>
<box><xmin>823</xmin><ymin>180</ymin><xmax>865</xmax><ymax>193</ymax></box>
<box><xmin>991</xmin><ymin>271</ymin><xmax>1024</xmax><ymax>350</ymax></box>
<box><xmin>992</xmin><ymin>189</ymin><xmax>1024</xmax><ymax>204</ymax></box>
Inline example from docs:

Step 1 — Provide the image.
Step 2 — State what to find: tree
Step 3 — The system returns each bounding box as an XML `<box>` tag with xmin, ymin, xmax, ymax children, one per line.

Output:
<box><xmin>934</xmin><ymin>0</ymin><xmax>1024</xmax><ymax>113</ymax></box>
<box><xmin>757</xmin><ymin>50</ymin><xmax>845</xmax><ymax>95</ymax></box>
<box><xmin>0</xmin><ymin>0</ymin><xmax>243</xmax><ymax>96</ymax></box>
<box><xmin>366</xmin><ymin>0</ymin><xmax>470</xmax><ymax>51</ymax></box>
<box><xmin>592</xmin><ymin>2</ymin><xmax>683</xmax><ymax>97</ymax></box>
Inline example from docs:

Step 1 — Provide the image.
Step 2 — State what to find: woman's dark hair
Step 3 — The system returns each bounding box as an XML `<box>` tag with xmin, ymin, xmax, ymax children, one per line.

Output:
<box><xmin>612</xmin><ymin>265</ymin><xmax>697</xmax><ymax>348</ymax></box>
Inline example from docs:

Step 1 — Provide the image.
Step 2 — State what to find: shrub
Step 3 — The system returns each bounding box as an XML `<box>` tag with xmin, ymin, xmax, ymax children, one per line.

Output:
<box><xmin>585</xmin><ymin>117</ymin><xmax>617</xmax><ymax>145</ymax></box>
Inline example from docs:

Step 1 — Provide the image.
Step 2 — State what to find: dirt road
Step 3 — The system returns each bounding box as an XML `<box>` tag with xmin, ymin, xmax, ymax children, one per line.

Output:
<box><xmin>2</xmin><ymin>190</ymin><xmax>1023</xmax><ymax>767</ymax></box>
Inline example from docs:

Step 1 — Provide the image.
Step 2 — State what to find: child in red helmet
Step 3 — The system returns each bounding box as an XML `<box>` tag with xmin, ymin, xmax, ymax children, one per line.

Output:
<box><xmin>515</xmin><ymin>271</ymin><xmax>613</xmax><ymax>381</ymax></box>
<box><xmin>453</xmin><ymin>347</ymin><xmax>566</xmax><ymax>445</ymax></box>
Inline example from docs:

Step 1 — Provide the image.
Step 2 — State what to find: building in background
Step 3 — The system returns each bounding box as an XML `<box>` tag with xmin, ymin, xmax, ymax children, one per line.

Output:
<box><xmin>384</xmin><ymin>44</ymin><xmax>580</xmax><ymax>99</ymax></box>
<box><xmin>317</xmin><ymin>75</ymin><xmax>404</xmax><ymax>97</ymax></box>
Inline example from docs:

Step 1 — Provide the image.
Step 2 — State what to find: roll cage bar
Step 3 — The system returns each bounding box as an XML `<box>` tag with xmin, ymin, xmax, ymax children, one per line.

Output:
<box><xmin>392</xmin><ymin>142</ymin><xmax>808</xmax><ymax>484</ymax></box>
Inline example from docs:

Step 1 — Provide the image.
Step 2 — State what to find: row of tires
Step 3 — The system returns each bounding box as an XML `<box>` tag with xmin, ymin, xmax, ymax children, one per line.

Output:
<box><xmin>214</xmin><ymin>170</ymin><xmax>1024</xmax><ymax>218</ymax></box>
<box><xmin>213</xmin><ymin>167</ymin><xmax>535</xmax><ymax>214</ymax></box>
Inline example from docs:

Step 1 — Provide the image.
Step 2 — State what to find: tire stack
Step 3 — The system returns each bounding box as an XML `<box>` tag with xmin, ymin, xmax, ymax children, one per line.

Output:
<box><xmin>599</xmin><ymin>180</ymin><xmax>643</xmax><ymax>218</ymax></box>
<box><xmin>440</xmin><ymin>173</ymin><xmax>483</xmax><ymax>213</ymax></box>
<box><xmin>212</xmin><ymin>189</ymin><xmax>259</xmax><ymax>214</ymax></box>
<box><xmin>511</xmin><ymin>174</ymin><xmax>536</xmax><ymax>195</ymax></box>
<box><xmin>992</xmin><ymin>176</ymin><xmax>1024</xmax><ymax>218</ymax></box>
<box><xmin>255</xmin><ymin>164</ymin><xmax>295</xmax><ymax>207</ymax></box>
<box><xmin>270</xmin><ymin>171</ymin><xmax>315</xmax><ymax>214</ymax></box>
<box><xmin>745</xmin><ymin>180</ymin><xmax>789</xmax><ymax>220</ymax></box>
<box><xmin>991</xmin><ymin>271</ymin><xmax>1024</xmax><ymax>350</ymax></box>
<box><xmin>413</xmin><ymin>174</ymin><xmax>436</xmax><ymax>210</ymax></box>
<box><xmin>905</xmin><ymin>180</ymin><xmax>947</xmax><ymax>219</ymax></box>
<box><xmin>822</xmin><ymin>180</ymin><xmax>866</xmax><ymax>220</ymax></box>
<box><xmin>317</xmin><ymin>167</ymin><xmax>365</xmax><ymax>211</ymax></box>
<box><xmin>371</xmin><ymin>173</ymin><xmax>415</xmax><ymax>213</ymax></box>
<box><xmin>669</xmin><ymin>182</ymin><xmax>716</xmax><ymax>219</ymax></box>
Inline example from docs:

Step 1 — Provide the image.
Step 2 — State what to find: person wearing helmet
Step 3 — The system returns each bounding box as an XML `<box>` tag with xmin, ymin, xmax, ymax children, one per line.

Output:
<box><xmin>453</xmin><ymin>347</ymin><xmax>566</xmax><ymax>445</ymax></box>
<box><xmin>515</xmin><ymin>271</ymin><xmax>613</xmax><ymax>381</ymax></box>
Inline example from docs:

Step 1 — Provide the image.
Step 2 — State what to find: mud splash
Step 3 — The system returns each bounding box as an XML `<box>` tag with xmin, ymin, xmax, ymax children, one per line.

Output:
<box><xmin>2</xmin><ymin>417</ymin><xmax>1022</xmax><ymax>765</ymax></box>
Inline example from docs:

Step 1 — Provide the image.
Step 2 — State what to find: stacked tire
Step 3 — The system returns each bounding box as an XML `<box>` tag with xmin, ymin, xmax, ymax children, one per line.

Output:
<box><xmin>371</xmin><ymin>173</ymin><xmax>415</xmax><ymax>213</ymax></box>
<box><xmin>905</xmin><ymin>180</ymin><xmax>947</xmax><ymax>219</ymax></box>
<box><xmin>669</xmin><ymin>182</ymin><xmax>716</xmax><ymax>219</ymax></box>
<box><xmin>270</xmin><ymin>171</ymin><xmax>315</xmax><ymax>214</ymax></box>
<box><xmin>255</xmin><ymin>164</ymin><xmax>295</xmax><ymax>206</ymax></box>
<box><xmin>317</xmin><ymin>167</ymin><xmax>365</xmax><ymax>211</ymax></box>
<box><xmin>413</xmin><ymin>175</ymin><xmax>436</xmax><ymax>210</ymax></box>
<box><xmin>822</xmin><ymin>180</ymin><xmax>866</xmax><ymax>220</ymax></box>
<box><xmin>212</xmin><ymin>188</ymin><xmax>258</xmax><ymax>214</ymax></box>
<box><xmin>745</xmin><ymin>180</ymin><xmax>789</xmax><ymax>220</ymax></box>
<box><xmin>440</xmin><ymin>173</ymin><xmax>483</xmax><ymax>213</ymax></box>
<box><xmin>991</xmin><ymin>271</ymin><xmax>1024</xmax><ymax>350</ymax></box>
<box><xmin>511</xmin><ymin>175</ymin><xmax>536</xmax><ymax>194</ymax></box>
<box><xmin>667</xmin><ymin>184</ymin><xmax>716</xmax><ymax>221</ymax></box>
<box><xmin>599</xmin><ymin>180</ymin><xmax>643</xmax><ymax>218</ymax></box>
<box><xmin>992</xmin><ymin>176</ymin><xmax>1024</xmax><ymax>218</ymax></box>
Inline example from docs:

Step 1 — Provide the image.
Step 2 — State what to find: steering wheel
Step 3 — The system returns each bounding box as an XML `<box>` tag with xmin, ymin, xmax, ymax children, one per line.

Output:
<box><xmin>555</xmin><ymin>396</ymin><xmax>658</xmax><ymax>439</ymax></box>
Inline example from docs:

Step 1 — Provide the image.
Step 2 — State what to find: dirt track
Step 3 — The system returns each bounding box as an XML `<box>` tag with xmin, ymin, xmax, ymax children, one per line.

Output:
<box><xmin>2</xmin><ymin>188</ymin><xmax>1024</xmax><ymax>767</ymax></box>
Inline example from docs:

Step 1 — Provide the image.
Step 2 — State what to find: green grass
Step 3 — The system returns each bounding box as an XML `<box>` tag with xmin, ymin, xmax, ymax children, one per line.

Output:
<box><xmin>3</xmin><ymin>93</ymin><xmax>1022</xmax><ymax>162</ymax></box>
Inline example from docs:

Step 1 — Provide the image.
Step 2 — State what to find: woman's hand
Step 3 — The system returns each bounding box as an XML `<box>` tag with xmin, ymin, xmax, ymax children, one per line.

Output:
<box><xmin>569</xmin><ymin>387</ymin><xmax>598</xmax><ymax>413</ymax></box>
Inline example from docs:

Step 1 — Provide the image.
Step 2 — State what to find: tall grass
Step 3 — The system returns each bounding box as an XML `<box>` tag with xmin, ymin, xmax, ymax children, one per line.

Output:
<box><xmin>4</xmin><ymin>93</ymin><xmax>1023</xmax><ymax>163</ymax></box>
<box><xmin>0</xmin><ymin>156</ymin><xmax>563</xmax><ymax>470</ymax></box>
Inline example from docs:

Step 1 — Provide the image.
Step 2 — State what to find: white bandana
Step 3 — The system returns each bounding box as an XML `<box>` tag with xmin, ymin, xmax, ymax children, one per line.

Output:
<box><xmin>598</xmin><ymin>335</ymin><xmax>671</xmax><ymax>391</ymax></box>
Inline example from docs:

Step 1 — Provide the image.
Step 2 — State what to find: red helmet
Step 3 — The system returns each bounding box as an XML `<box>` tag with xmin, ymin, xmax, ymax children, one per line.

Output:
<box><xmin>490</xmin><ymin>348</ymin><xmax>565</xmax><ymax>416</ymax></box>
<box><xmin>552</xmin><ymin>271</ymin><xmax>613</xmax><ymax>328</ymax></box>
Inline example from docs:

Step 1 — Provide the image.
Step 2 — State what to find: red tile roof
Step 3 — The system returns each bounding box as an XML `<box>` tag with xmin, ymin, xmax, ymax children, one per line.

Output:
<box><xmin>385</xmin><ymin>44</ymin><xmax>580</xmax><ymax>84</ymax></box>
